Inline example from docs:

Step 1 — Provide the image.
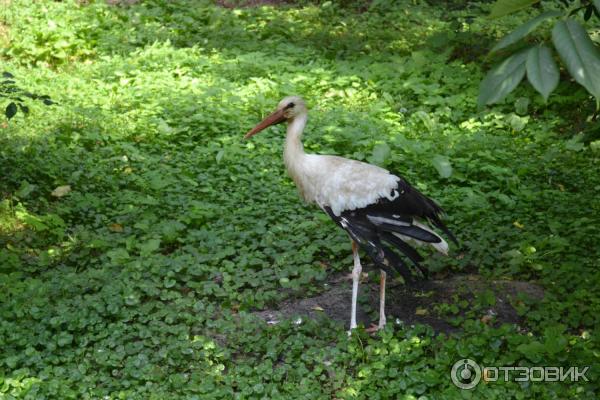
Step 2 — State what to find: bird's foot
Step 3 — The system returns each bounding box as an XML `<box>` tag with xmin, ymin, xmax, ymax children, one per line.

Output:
<box><xmin>347</xmin><ymin>321</ymin><xmax>358</xmax><ymax>336</ymax></box>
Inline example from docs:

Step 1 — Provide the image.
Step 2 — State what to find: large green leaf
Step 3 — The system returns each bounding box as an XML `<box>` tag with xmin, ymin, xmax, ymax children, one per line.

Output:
<box><xmin>431</xmin><ymin>155</ymin><xmax>452</xmax><ymax>178</ymax></box>
<box><xmin>478</xmin><ymin>50</ymin><xmax>529</xmax><ymax>108</ymax></box>
<box><xmin>526</xmin><ymin>45</ymin><xmax>559</xmax><ymax>101</ymax></box>
<box><xmin>490</xmin><ymin>0</ymin><xmax>540</xmax><ymax>18</ymax></box>
<box><xmin>370</xmin><ymin>143</ymin><xmax>391</xmax><ymax>166</ymax></box>
<box><xmin>491</xmin><ymin>11</ymin><xmax>562</xmax><ymax>53</ymax></box>
<box><xmin>552</xmin><ymin>19</ymin><xmax>600</xmax><ymax>100</ymax></box>
<box><xmin>594</xmin><ymin>0</ymin><xmax>600</xmax><ymax>14</ymax></box>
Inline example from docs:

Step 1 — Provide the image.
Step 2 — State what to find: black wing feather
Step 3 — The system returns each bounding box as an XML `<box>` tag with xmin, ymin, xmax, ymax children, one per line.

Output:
<box><xmin>379</xmin><ymin>232</ymin><xmax>424</xmax><ymax>266</ymax></box>
<box><xmin>323</xmin><ymin>177</ymin><xmax>456</xmax><ymax>282</ymax></box>
<box><xmin>375</xmin><ymin>223</ymin><xmax>441</xmax><ymax>243</ymax></box>
<box><xmin>377</xmin><ymin>244</ymin><xmax>416</xmax><ymax>282</ymax></box>
<box><xmin>361</xmin><ymin>178</ymin><xmax>458</xmax><ymax>246</ymax></box>
<box><xmin>324</xmin><ymin>207</ymin><xmax>424</xmax><ymax>282</ymax></box>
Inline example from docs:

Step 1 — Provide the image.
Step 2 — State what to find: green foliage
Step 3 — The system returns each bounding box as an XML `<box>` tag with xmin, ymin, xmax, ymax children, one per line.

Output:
<box><xmin>490</xmin><ymin>11</ymin><xmax>562</xmax><ymax>53</ymax></box>
<box><xmin>0</xmin><ymin>0</ymin><xmax>599</xmax><ymax>398</ymax></box>
<box><xmin>481</xmin><ymin>0</ymin><xmax>600</xmax><ymax>107</ymax></box>
<box><xmin>526</xmin><ymin>45</ymin><xmax>559</xmax><ymax>101</ymax></box>
<box><xmin>431</xmin><ymin>155</ymin><xmax>453</xmax><ymax>178</ymax></box>
<box><xmin>552</xmin><ymin>19</ymin><xmax>600</xmax><ymax>101</ymax></box>
<box><xmin>0</xmin><ymin>72</ymin><xmax>54</xmax><ymax>120</ymax></box>
<box><xmin>490</xmin><ymin>0</ymin><xmax>541</xmax><ymax>18</ymax></box>
<box><xmin>477</xmin><ymin>50</ymin><xmax>528</xmax><ymax>108</ymax></box>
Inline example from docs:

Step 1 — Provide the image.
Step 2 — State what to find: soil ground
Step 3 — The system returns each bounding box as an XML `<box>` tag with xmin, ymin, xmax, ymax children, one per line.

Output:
<box><xmin>253</xmin><ymin>273</ymin><xmax>544</xmax><ymax>332</ymax></box>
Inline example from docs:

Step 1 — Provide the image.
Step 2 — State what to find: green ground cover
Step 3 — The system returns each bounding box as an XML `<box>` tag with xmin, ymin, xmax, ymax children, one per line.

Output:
<box><xmin>1</xmin><ymin>0</ymin><xmax>599</xmax><ymax>398</ymax></box>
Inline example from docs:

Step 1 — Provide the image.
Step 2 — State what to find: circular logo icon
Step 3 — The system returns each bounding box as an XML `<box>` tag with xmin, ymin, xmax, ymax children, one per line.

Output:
<box><xmin>451</xmin><ymin>359</ymin><xmax>481</xmax><ymax>389</ymax></box>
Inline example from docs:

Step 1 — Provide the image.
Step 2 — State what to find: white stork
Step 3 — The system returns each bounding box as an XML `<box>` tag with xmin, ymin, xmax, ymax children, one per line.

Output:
<box><xmin>244</xmin><ymin>96</ymin><xmax>457</xmax><ymax>331</ymax></box>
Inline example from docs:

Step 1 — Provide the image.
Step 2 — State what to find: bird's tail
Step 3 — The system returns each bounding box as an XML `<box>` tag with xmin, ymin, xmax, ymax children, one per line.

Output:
<box><xmin>324</xmin><ymin>208</ymin><xmax>435</xmax><ymax>283</ymax></box>
<box><xmin>368</xmin><ymin>212</ymin><xmax>456</xmax><ymax>281</ymax></box>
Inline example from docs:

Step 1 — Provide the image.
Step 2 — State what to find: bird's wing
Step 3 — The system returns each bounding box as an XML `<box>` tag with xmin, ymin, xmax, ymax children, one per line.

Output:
<box><xmin>310</xmin><ymin>155</ymin><xmax>456</xmax><ymax>242</ymax></box>
<box><xmin>312</xmin><ymin>156</ymin><xmax>457</xmax><ymax>281</ymax></box>
<box><xmin>361</xmin><ymin>178</ymin><xmax>458</xmax><ymax>246</ymax></box>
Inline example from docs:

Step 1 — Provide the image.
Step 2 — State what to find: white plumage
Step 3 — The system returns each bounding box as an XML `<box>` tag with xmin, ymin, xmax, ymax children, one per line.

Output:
<box><xmin>290</xmin><ymin>155</ymin><xmax>400</xmax><ymax>216</ymax></box>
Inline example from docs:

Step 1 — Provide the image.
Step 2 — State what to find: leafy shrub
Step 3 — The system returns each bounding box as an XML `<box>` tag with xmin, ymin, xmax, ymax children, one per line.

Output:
<box><xmin>0</xmin><ymin>1</ymin><xmax>101</xmax><ymax>66</ymax></box>
<box><xmin>478</xmin><ymin>0</ymin><xmax>600</xmax><ymax>108</ymax></box>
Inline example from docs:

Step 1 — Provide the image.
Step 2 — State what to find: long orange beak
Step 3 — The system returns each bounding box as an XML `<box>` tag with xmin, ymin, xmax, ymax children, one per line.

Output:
<box><xmin>244</xmin><ymin>108</ymin><xmax>286</xmax><ymax>139</ymax></box>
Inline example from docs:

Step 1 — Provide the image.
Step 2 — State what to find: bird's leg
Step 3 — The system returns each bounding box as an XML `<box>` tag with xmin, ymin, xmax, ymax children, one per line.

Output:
<box><xmin>350</xmin><ymin>241</ymin><xmax>361</xmax><ymax>330</ymax></box>
<box><xmin>378</xmin><ymin>269</ymin><xmax>387</xmax><ymax>329</ymax></box>
<box><xmin>366</xmin><ymin>269</ymin><xmax>387</xmax><ymax>333</ymax></box>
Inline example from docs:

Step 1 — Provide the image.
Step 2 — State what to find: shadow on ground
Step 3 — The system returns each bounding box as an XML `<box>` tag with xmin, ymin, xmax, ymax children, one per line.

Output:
<box><xmin>253</xmin><ymin>273</ymin><xmax>544</xmax><ymax>333</ymax></box>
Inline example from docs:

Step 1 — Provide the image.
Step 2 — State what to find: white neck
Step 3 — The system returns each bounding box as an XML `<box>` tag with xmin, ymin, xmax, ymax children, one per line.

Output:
<box><xmin>283</xmin><ymin>113</ymin><xmax>308</xmax><ymax>172</ymax></box>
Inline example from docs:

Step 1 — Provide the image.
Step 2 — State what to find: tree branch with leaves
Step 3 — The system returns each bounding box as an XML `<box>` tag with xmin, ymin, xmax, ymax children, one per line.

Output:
<box><xmin>478</xmin><ymin>0</ymin><xmax>600</xmax><ymax>110</ymax></box>
<box><xmin>1</xmin><ymin>72</ymin><xmax>55</xmax><ymax>121</ymax></box>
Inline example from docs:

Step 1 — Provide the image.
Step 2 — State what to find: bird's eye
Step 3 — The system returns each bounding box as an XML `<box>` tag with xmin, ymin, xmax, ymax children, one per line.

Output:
<box><xmin>286</xmin><ymin>102</ymin><xmax>295</xmax><ymax>109</ymax></box>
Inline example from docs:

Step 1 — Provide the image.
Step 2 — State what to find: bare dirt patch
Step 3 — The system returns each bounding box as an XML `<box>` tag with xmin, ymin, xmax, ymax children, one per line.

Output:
<box><xmin>253</xmin><ymin>273</ymin><xmax>544</xmax><ymax>333</ymax></box>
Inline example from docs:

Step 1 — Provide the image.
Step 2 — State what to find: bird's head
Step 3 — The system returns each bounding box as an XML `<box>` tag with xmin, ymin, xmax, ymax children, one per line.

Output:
<box><xmin>244</xmin><ymin>96</ymin><xmax>306</xmax><ymax>139</ymax></box>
